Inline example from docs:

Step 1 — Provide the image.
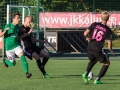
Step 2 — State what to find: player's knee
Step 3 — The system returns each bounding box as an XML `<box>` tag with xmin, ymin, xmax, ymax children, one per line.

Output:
<box><xmin>45</xmin><ymin>53</ymin><xmax>50</xmax><ymax>58</ymax></box>
<box><xmin>33</xmin><ymin>56</ymin><xmax>40</xmax><ymax>60</ymax></box>
<box><xmin>32</xmin><ymin>52</ymin><xmax>40</xmax><ymax>60</ymax></box>
<box><xmin>103</xmin><ymin>61</ymin><xmax>110</xmax><ymax>66</ymax></box>
<box><xmin>42</xmin><ymin>52</ymin><xmax>50</xmax><ymax>58</ymax></box>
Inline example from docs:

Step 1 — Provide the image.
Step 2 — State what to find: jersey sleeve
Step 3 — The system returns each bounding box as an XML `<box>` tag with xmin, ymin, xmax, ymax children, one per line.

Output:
<box><xmin>87</xmin><ymin>23</ymin><xmax>95</xmax><ymax>31</ymax></box>
<box><xmin>2</xmin><ymin>24</ymin><xmax>9</xmax><ymax>32</ymax></box>
<box><xmin>18</xmin><ymin>26</ymin><xmax>25</xmax><ymax>38</ymax></box>
<box><xmin>19</xmin><ymin>25</ymin><xmax>25</xmax><ymax>34</ymax></box>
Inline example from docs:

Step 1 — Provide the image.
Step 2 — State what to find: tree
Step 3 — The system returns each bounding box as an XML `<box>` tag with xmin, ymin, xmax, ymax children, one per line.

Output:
<box><xmin>0</xmin><ymin>0</ymin><xmax>6</xmax><ymax>29</ymax></box>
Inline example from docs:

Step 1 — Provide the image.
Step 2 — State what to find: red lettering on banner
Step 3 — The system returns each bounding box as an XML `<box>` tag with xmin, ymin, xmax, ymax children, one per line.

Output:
<box><xmin>39</xmin><ymin>12</ymin><xmax>119</xmax><ymax>28</ymax></box>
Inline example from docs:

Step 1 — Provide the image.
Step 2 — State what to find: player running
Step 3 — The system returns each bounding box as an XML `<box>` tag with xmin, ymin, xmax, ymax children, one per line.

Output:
<box><xmin>82</xmin><ymin>11</ymin><xmax>114</xmax><ymax>84</ymax></box>
<box><xmin>20</xmin><ymin>16</ymin><xmax>50</xmax><ymax>78</ymax></box>
<box><xmin>0</xmin><ymin>12</ymin><xmax>32</xmax><ymax>78</ymax></box>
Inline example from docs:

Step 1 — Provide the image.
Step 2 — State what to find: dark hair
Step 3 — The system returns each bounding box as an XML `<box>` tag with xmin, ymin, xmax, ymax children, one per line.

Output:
<box><xmin>12</xmin><ymin>12</ymin><xmax>20</xmax><ymax>19</ymax></box>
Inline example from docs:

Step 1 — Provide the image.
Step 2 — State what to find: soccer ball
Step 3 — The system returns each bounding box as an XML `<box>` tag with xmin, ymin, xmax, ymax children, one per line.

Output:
<box><xmin>88</xmin><ymin>71</ymin><xmax>94</xmax><ymax>80</ymax></box>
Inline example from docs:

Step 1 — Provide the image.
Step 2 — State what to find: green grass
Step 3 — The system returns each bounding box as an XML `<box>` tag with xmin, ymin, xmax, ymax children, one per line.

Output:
<box><xmin>104</xmin><ymin>39</ymin><xmax>120</xmax><ymax>48</ymax></box>
<box><xmin>0</xmin><ymin>59</ymin><xmax>120</xmax><ymax>90</ymax></box>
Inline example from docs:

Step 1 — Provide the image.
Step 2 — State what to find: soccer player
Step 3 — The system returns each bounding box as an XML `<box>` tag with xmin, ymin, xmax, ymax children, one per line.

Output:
<box><xmin>20</xmin><ymin>16</ymin><xmax>50</xmax><ymax>78</ymax></box>
<box><xmin>82</xmin><ymin>11</ymin><xmax>114</xmax><ymax>84</ymax></box>
<box><xmin>0</xmin><ymin>12</ymin><xmax>32</xmax><ymax>78</ymax></box>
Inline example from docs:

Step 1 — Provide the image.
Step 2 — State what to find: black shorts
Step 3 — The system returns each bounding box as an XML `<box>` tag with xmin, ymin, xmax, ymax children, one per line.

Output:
<box><xmin>87</xmin><ymin>49</ymin><xmax>109</xmax><ymax>63</ymax></box>
<box><xmin>24</xmin><ymin>44</ymin><xmax>42</xmax><ymax>60</ymax></box>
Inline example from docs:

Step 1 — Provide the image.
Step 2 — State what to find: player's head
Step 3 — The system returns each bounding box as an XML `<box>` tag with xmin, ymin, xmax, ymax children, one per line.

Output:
<box><xmin>12</xmin><ymin>12</ymin><xmax>20</xmax><ymax>25</ymax></box>
<box><xmin>24</xmin><ymin>15</ymin><xmax>33</xmax><ymax>27</ymax></box>
<box><xmin>101</xmin><ymin>11</ymin><xmax>109</xmax><ymax>21</ymax></box>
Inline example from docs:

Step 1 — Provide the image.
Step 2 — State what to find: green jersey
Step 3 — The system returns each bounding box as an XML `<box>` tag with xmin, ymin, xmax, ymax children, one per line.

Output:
<box><xmin>3</xmin><ymin>23</ymin><xmax>21</xmax><ymax>50</ymax></box>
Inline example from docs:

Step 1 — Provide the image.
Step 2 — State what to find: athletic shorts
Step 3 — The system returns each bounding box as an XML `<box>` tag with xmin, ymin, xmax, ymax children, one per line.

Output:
<box><xmin>5</xmin><ymin>46</ymin><xmax>23</xmax><ymax>62</ymax></box>
<box><xmin>24</xmin><ymin>44</ymin><xmax>42</xmax><ymax>60</ymax></box>
<box><xmin>87</xmin><ymin>49</ymin><xmax>109</xmax><ymax>63</ymax></box>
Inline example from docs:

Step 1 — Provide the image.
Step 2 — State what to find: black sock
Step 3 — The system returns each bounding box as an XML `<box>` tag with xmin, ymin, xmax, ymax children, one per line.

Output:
<box><xmin>86</xmin><ymin>61</ymin><xmax>97</xmax><ymax>75</ymax></box>
<box><xmin>42</xmin><ymin>57</ymin><xmax>49</xmax><ymax>66</ymax></box>
<box><xmin>97</xmin><ymin>65</ymin><xmax>109</xmax><ymax>81</ymax></box>
<box><xmin>36</xmin><ymin>59</ymin><xmax>46</xmax><ymax>75</ymax></box>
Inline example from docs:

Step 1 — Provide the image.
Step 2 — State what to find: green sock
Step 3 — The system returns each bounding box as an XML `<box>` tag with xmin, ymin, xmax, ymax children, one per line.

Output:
<box><xmin>20</xmin><ymin>55</ymin><xmax>29</xmax><ymax>73</ymax></box>
<box><xmin>5</xmin><ymin>59</ymin><xmax>16</xmax><ymax>66</ymax></box>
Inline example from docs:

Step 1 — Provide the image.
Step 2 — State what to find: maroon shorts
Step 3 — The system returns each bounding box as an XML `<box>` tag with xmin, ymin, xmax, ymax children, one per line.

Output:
<box><xmin>24</xmin><ymin>44</ymin><xmax>42</xmax><ymax>60</ymax></box>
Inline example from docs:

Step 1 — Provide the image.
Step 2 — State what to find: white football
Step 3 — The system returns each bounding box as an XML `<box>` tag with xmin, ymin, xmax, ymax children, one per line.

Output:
<box><xmin>88</xmin><ymin>71</ymin><xmax>94</xmax><ymax>80</ymax></box>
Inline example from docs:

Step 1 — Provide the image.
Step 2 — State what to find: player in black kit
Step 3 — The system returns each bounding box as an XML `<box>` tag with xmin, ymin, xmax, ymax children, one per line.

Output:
<box><xmin>20</xmin><ymin>16</ymin><xmax>50</xmax><ymax>78</ymax></box>
<box><xmin>82</xmin><ymin>11</ymin><xmax>114</xmax><ymax>84</ymax></box>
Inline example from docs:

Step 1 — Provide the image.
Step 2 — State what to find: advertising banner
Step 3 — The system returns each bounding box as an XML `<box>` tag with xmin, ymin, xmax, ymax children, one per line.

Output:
<box><xmin>45</xmin><ymin>31</ymin><xmax>56</xmax><ymax>48</ymax></box>
<box><xmin>40</xmin><ymin>12</ymin><xmax>120</xmax><ymax>28</ymax></box>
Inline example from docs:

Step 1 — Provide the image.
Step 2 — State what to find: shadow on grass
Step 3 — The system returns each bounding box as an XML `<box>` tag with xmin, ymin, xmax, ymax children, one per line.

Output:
<box><xmin>106</xmin><ymin>74</ymin><xmax>120</xmax><ymax>77</ymax></box>
<box><xmin>45</xmin><ymin>74</ymin><xmax>82</xmax><ymax>79</ymax></box>
<box><xmin>63</xmin><ymin>74</ymin><xmax>82</xmax><ymax>76</ymax></box>
<box><xmin>41</xmin><ymin>74</ymin><xmax>120</xmax><ymax>79</ymax></box>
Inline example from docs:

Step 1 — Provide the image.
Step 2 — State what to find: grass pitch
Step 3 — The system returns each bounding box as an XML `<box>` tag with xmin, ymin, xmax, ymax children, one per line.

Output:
<box><xmin>0</xmin><ymin>59</ymin><xmax>120</xmax><ymax>90</ymax></box>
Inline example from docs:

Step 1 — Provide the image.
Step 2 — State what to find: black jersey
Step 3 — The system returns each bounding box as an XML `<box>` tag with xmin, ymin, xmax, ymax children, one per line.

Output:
<box><xmin>20</xmin><ymin>25</ymin><xmax>33</xmax><ymax>47</ymax></box>
<box><xmin>87</xmin><ymin>22</ymin><xmax>112</xmax><ymax>51</ymax></box>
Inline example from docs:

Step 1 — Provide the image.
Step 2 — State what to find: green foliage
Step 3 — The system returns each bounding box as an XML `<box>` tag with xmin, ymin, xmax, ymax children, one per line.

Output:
<box><xmin>1</xmin><ymin>0</ymin><xmax>120</xmax><ymax>31</ymax></box>
<box><xmin>18</xmin><ymin>0</ymin><xmax>36</xmax><ymax>6</ymax></box>
<box><xmin>0</xmin><ymin>0</ymin><xmax>5</xmax><ymax>6</ymax></box>
<box><xmin>104</xmin><ymin>28</ymin><xmax>120</xmax><ymax>48</ymax></box>
<box><xmin>0</xmin><ymin>0</ymin><xmax>6</xmax><ymax>29</ymax></box>
<box><xmin>104</xmin><ymin>39</ymin><xmax>120</xmax><ymax>48</ymax></box>
<box><xmin>40</xmin><ymin>0</ymin><xmax>91</xmax><ymax>12</ymax></box>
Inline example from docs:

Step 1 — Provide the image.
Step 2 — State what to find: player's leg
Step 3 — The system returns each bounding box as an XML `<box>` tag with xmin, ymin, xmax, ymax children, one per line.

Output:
<box><xmin>26</xmin><ymin>45</ymin><xmax>50</xmax><ymax>78</ymax></box>
<box><xmin>4</xmin><ymin>50</ymin><xmax>16</xmax><ymax>67</ymax></box>
<box><xmin>25</xmin><ymin>46</ymin><xmax>46</xmax><ymax>75</ymax></box>
<box><xmin>94</xmin><ymin>49</ymin><xmax>109</xmax><ymax>84</ymax></box>
<box><xmin>38</xmin><ymin>47</ymin><xmax>50</xmax><ymax>78</ymax></box>
<box><xmin>82</xmin><ymin>50</ymin><xmax>97</xmax><ymax>83</ymax></box>
<box><xmin>84</xmin><ymin>60</ymin><xmax>98</xmax><ymax>75</ymax></box>
<box><xmin>32</xmin><ymin>52</ymin><xmax>50</xmax><ymax>78</ymax></box>
<box><xmin>15</xmin><ymin>46</ymin><xmax>32</xmax><ymax>78</ymax></box>
<box><xmin>94</xmin><ymin>61</ymin><xmax>110</xmax><ymax>84</ymax></box>
<box><xmin>87</xmin><ymin>50</ymin><xmax>96</xmax><ymax>73</ymax></box>
<box><xmin>40</xmin><ymin>49</ymin><xmax>50</xmax><ymax>66</ymax></box>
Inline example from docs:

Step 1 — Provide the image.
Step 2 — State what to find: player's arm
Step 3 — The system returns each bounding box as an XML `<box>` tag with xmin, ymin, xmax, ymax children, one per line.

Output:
<box><xmin>107</xmin><ymin>40</ymin><xmax>114</xmax><ymax>55</ymax></box>
<box><xmin>106</xmin><ymin>30</ymin><xmax>114</xmax><ymax>55</ymax></box>
<box><xmin>31</xmin><ymin>37</ymin><xmax>45</xmax><ymax>43</ymax></box>
<box><xmin>19</xmin><ymin>27</ymin><xmax>33</xmax><ymax>39</ymax></box>
<box><xmin>0</xmin><ymin>25</ymin><xmax>9</xmax><ymax>37</ymax></box>
<box><xmin>20</xmin><ymin>22</ymin><xmax>34</xmax><ymax>39</ymax></box>
<box><xmin>84</xmin><ymin>23</ymin><xmax>95</xmax><ymax>41</ymax></box>
<box><xmin>0</xmin><ymin>29</ymin><xmax>6</xmax><ymax>37</ymax></box>
<box><xmin>84</xmin><ymin>29</ymin><xmax>91</xmax><ymax>41</ymax></box>
<box><xmin>20</xmin><ymin>33</ymin><xmax>30</xmax><ymax>39</ymax></box>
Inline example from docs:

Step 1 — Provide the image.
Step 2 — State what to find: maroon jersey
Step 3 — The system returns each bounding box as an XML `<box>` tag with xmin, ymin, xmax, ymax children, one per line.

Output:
<box><xmin>87</xmin><ymin>22</ymin><xmax>112</xmax><ymax>51</ymax></box>
<box><xmin>20</xmin><ymin>25</ymin><xmax>33</xmax><ymax>47</ymax></box>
